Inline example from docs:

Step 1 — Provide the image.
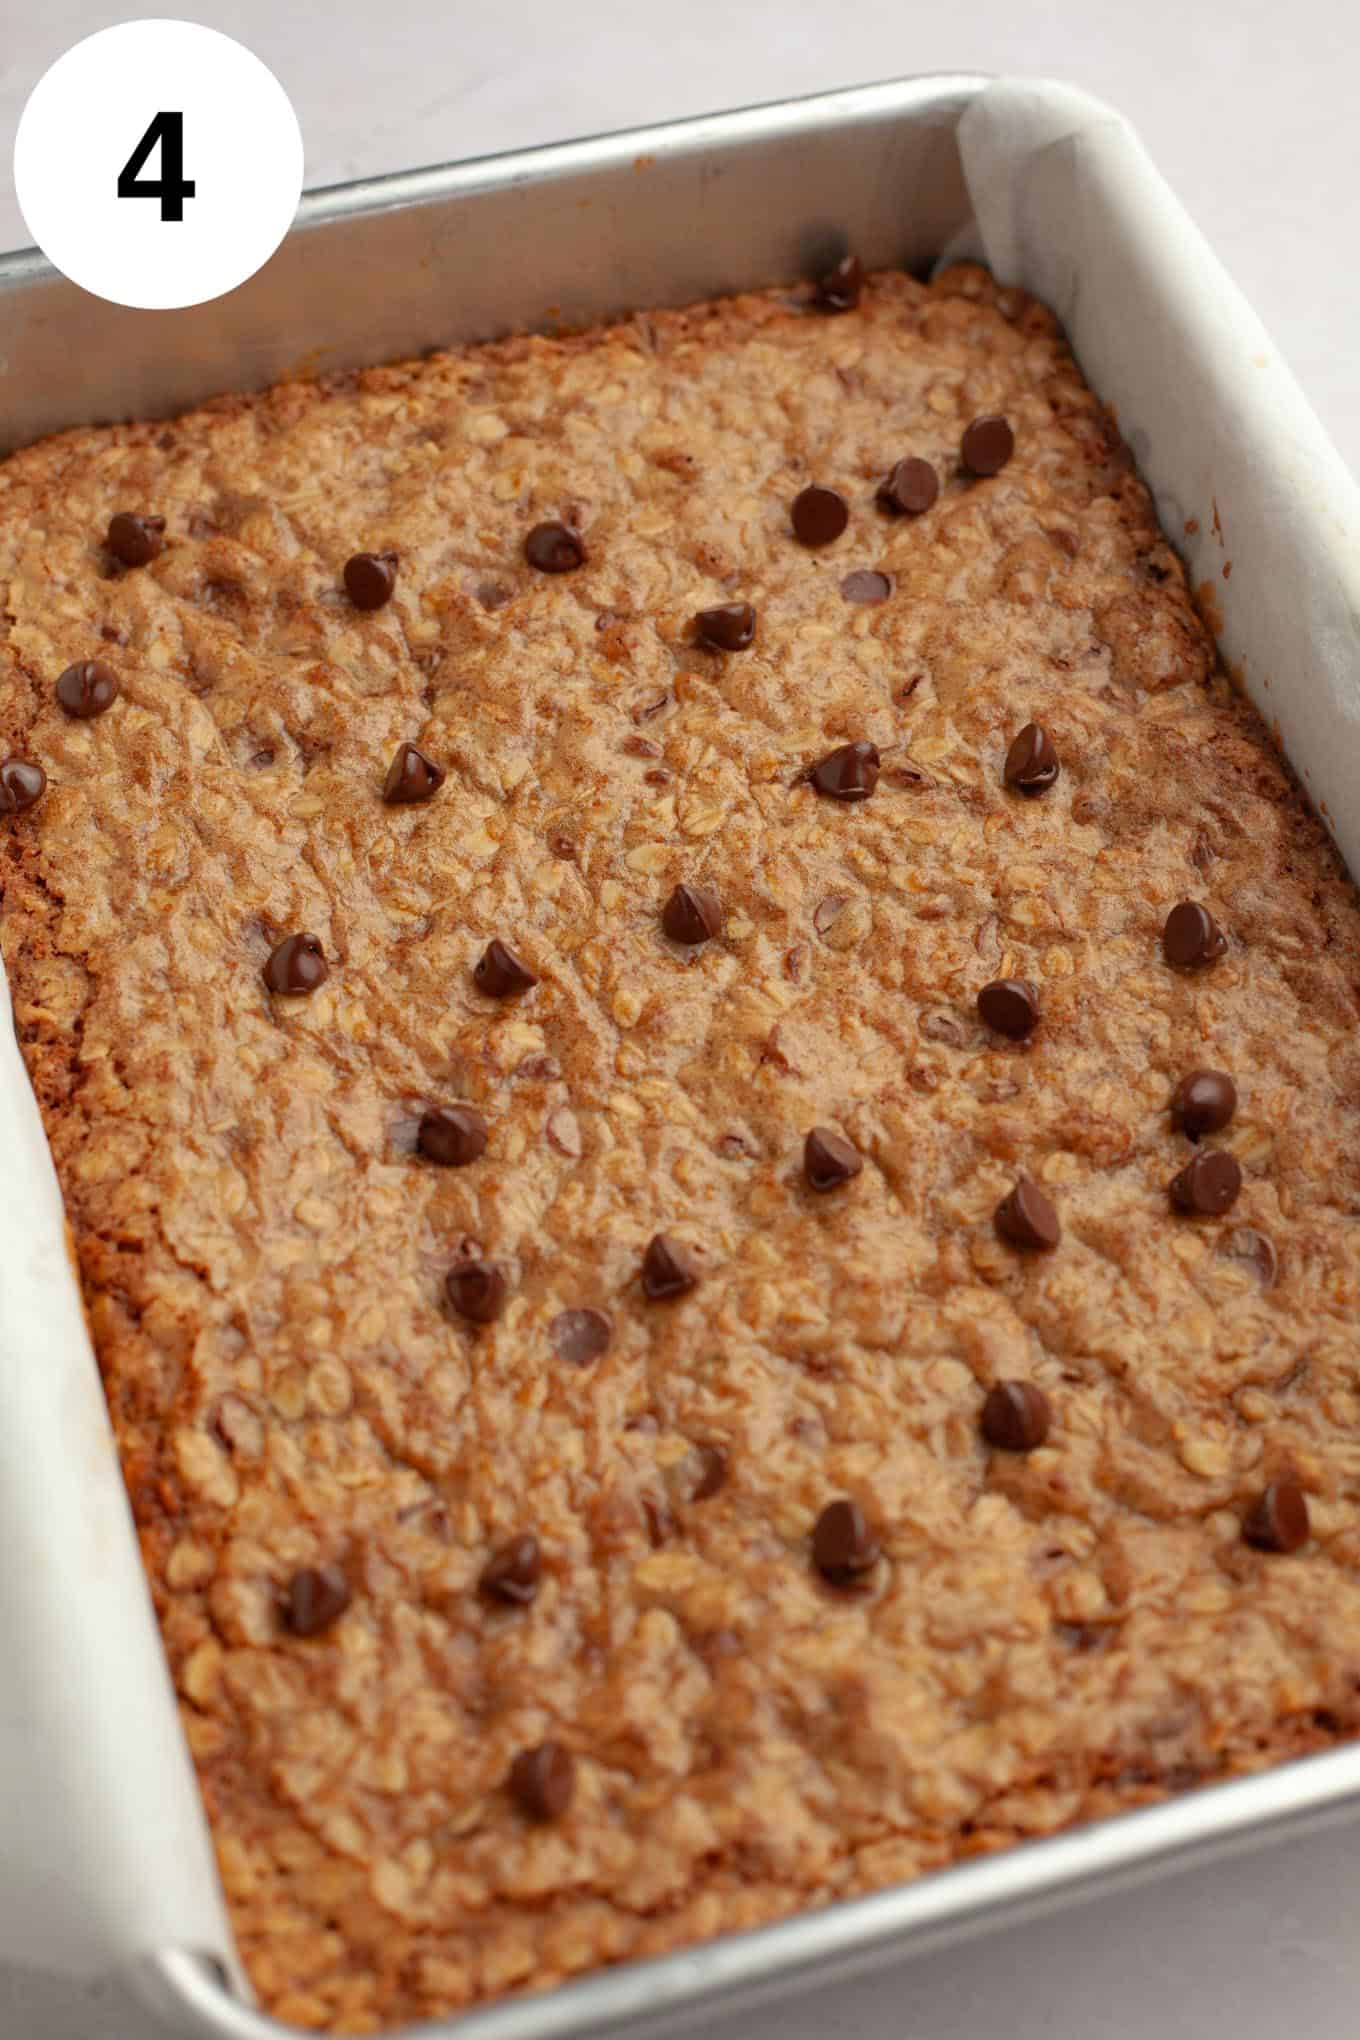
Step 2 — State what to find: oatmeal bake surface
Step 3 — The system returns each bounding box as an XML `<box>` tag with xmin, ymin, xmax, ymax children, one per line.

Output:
<box><xmin>3</xmin><ymin>262</ymin><xmax>1360</xmax><ymax>2033</ymax></box>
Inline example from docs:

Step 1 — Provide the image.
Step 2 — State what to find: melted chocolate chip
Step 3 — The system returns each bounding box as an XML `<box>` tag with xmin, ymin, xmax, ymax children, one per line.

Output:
<box><xmin>977</xmin><ymin>978</ymin><xmax>1041</xmax><ymax>1040</ymax></box>
<box><xmin>480</xmin><ymin>1533</ymin><xmax>542</xmax><ymax>1605</ymax></box>
<box><xmin>549</xmin><ymin>1307</ymin><xmax>612</xmax><ymax>1366</ymax></box>
<box><xmin>804</xmin><ymin>1126</ymin><xmax>862</xmax><ymax>1192</ymax></box>
<box><xmin>508</xmin><ymin>1740</ymin><xmax>575</xmax><ymax>1821</ymax></box>
<box><xmin>809</xmin><ymin>740</ymin><xmax>880</xmax><ymax>802</ymax></box>
<box><xmin>383</xmin><ymin>742</ymin><xmax>445</xmax><ymax>804</ymax></box>
<box><xmin>1222</xmin><ymin>1226</ymin><xmax>1278</xmax><ymax>1288</ymax></box>
<box><xmin>1163</xmin><ymin>901</ymin><xmax>1228</xmax><ymax>969</ymax></box>
<box><xmin>815</xmin><ymin>252</ymin><xmax>864</xmax><ymax>312</ymax></box>
<box><xmin>690</xmin><ymin>1446</ymin><xmax>728</xmax><ymax>1501</ymax></box>
<box><xmin>55</xmin><ymin>660</ymin><xmax>120</xmax><ymax>719</ymax></box>
<box><xmin>1169</xmin><ymin>1149</ymin><xmax>1242</xmax><ymax>1216</ymax></box>
<box><xmin>981</xmin><ymin>1381</ymin><xmax>1052</xmax><ymax>1452</ymax></box>
<box><xmin>641</xmin><ymin>1234</ymin><xmax>699</xmax><ymax>1301</ymax></box>
<box><xmin>263</xmin><ymin>932</ymin><xmax>329</xmax><ymax>996</ymax></box>
<box><xmin>445</xmin><ymin>1259</ymin><xmax>508</xmax><ymax>1324</ymax></box>
<box><xmin>474</xmin><ymin>939</ymin><xmax>537</xmax><ymax>998</ymax></box>
<box><xmin>961</xmin><ymin>415</ymin><xmax>1015</xmax><ymax>477</ymax></box>
<box><xmin>106</xmin><ymin>512</ymin><xmax>165</xmax><ymax>568</ymax></box>
<box><xmin>662</xmin><ymin>883</ymin><xmax>721</xmax><ymax>945</ymax></box>
<box><xmin>877</xmin><ymin>457</ymin><xmax>939</xmax><ymax>516</ymax></box>
<box><xmin>1171</xmin><ymin>1070</ymin><xmax>1237</xmax><ymax>1138</ymax></box>
<box><xmin>0</xmin><ymin>759</ymin><xmax>46</xmax><ymax>815</ymax></box>
<box><xmin>283</xmin><ymin>1564</ymin><xmax>351</xmax><ymax>1637</ymax></box>
<box><xmin>343</xmin><ymin>551</ymin><xmax>397</xmax><ymax>610</ymax></box>
<box><xmin>695</xmin><ymin>601</ymin><xmax>756</xmax><ymax>650</ymax></box>
<box><xmin>1003</xmin><ymin>723</ymin><xmax>1059</xmax><ymax>795</ymax></box>
<box><xmin>417</xmin><ymin>1104</ymin><xmax>488</xmax><ymax>1167</ymax></box>
<box><xmin>840</xmin><ymin>569</ymin><xmax>893</xmax><ymax>604</ymax></box>
<box><xmin>994</xmin><ymin>1179</ymin><xmax>1061</xmax><ymax>1251</ymax></box>
<box><xmin>524</xmin><ymin>521</ymin><xmax>585</xmax><ymax>573</ymax></box>
<box><xmin>791</xmin><ymin>485</ymin><xmax>849</xmax><ymax>547</ymax></box>
<box><xmin>1242</xmin><ymin>1481</ymin><xmax>1310</xmax><ymax>1554</ymax></box>
<box><xmin>812</xmin><ymin>1498</ymin><xmax>880</xmax><ymax>1586</ymax></box>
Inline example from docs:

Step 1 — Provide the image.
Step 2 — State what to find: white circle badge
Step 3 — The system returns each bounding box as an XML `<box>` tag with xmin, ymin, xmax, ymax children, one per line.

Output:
<box><xmin>13</xmin><ymin>20</ymin><xmax>304</xmax><ymax>310</ymax></box>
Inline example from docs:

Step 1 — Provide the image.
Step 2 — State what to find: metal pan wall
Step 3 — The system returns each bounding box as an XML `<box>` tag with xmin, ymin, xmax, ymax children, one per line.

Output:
<box><xmin>0</xmin><ymin>75</ymin><xmax>980</xmax><ymax>458</ymax></box>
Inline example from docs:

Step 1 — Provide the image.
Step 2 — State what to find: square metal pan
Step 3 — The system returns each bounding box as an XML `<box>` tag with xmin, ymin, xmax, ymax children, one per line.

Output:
<box><xmin>5</xmin><ymin>70</ymin><xmax>1360</xmax><ymax>2040</ymax></box>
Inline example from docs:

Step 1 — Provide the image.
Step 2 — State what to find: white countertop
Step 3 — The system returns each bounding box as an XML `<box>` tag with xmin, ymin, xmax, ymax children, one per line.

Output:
<box><xmin>2</xmin><ymin>8</ymin><xmax>1357</xmax><ymax>2039</ymax></box>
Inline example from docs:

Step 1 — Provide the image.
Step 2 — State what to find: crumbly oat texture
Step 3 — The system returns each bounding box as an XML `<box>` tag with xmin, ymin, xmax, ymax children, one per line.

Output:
<box><xmin>3</xmin><ymin>265</ymin><xmax>1360</xmax><ymax>2033</ymax></box>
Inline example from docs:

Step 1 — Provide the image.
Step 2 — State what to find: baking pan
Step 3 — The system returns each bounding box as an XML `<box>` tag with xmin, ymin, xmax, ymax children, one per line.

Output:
<box><xmin>4</xmin><ymin>70</ymin><xmax>1360</xmax><ymax>2040</ymax></box>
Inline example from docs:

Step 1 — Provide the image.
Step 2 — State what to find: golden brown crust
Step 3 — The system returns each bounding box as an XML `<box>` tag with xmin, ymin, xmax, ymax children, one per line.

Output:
<box><xmin>3</xmin><ymin>263</ymin><xmax>1360</xmax><ymax>2034</ymax></box>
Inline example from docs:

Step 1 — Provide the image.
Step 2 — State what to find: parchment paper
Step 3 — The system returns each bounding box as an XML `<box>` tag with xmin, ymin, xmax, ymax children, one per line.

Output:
<box><xmin>952</xmin><ymin>81</ymin><xmax>1360</xmax><ymax>877</ymax></box>
<box><xmin>0</xmin><ymin>961</ymin><xmax>239</xmax><ymax>1988</ymax></box>
<box><xmin>1</xmin><ymin>74</ymin><xmax>1358</xmax><ymax>2011</ymax></box>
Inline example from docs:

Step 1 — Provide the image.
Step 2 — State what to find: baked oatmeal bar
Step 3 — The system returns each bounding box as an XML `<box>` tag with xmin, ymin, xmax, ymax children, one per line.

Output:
<box><xmin>3</xmin><ymin>260</ymin><xmax>1360</xmax><ymax>2033</ymax></box>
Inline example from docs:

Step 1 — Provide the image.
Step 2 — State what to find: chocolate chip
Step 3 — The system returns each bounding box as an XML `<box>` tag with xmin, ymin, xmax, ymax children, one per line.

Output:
<box><xmin>812</xmin><ymin>1497</ymin><xmax>880</xmax><ymax>1586</ymax></box>
<box><xmin>1163</xmin><ymin>901</ymin><xmax>1227</xmax><ymax>969</ymax></box>
<box><xmin>641</xmin><ymin>1234</ymin><xmax>699</xmax><ymax>1301</ymax></box>
<box><xmin>263</xmin><ymin>933</ymin><xmax>329</xmax><ymax>996</ymax></box>
<box><xmin>1171</xmin><ymin>1070</ymin><xmax>1237</xmax><ymax>1138</ymax></box>
<box><xmin>550</xmin><ymin>1307</ymin><xmax>612</xmax><ymax>1365</ymax></box>
<box><xmin>690</xmin><ymin>1446</ymin><xmax>728</xmax><ymax>1501</ymax></box>
<box><xmin>0</xmin><ymin>759</ymin><xmax>46</xmax><ymax>815</ymax></box>
<box><xmin>106</xmin><ymin>512</ymin><xmax>165</xmax><ymax>567</ymax></box>
<box><xmin>55</xmin><ymin>660</ymin><xmax>120</xmax><ymax>719</ymax></box>
<box><xmin>1222</xmin><ymin>1226</ymin><xmax>1277</xmax><ymax>1288</ymax></box>
<box><xmin>662</xmin><ymin>883</ymin><xmax>721</xmax><ymax>945</ymax></box>
<box><xmin>804</xmin><ymin>1127</ymin><xmax>862</xmax><ymax>1192</ymax></box>
<box><xmin>1242</xmin><ymin>1480</ymin><xmax>1309</xmax><ymax>1554</ymax></box>
<box><xmin>383</xmin><ymin>742</ymin><xmax>445</xmax><ymax>804</ymax></box>
<box><xmin>981</xmin><ymin>1381</ymin><xmax>1052</xmax><ymax>1452</ymax></box>
<box><xmin>1170</xmin><ymin>1149</ymin><xmax>1242</xmax><ymax>1216</ymax></box>
<box><xmin>524</xmin><ymin>521</ymin><xmax>585</xmax><ymax>573</ymax></box>
<box><xmin>282</xmin><ymin>1564</ymin><xmax>351</xmax><ymax>1637</ymax></box>
<box><xmin>445</xmin><ymin>1259</ymin><xmax>508</xmax><ymax>1324</ymax></box>
<box><xmin>877</xmin><ymin>457</ymin><xmax>939</xmax><ymax>516</ymax></box>
<box><xmin>1003</xmin><ymin>723</ymin><xmax>1059</xmax><ymax>795</ymax></box>
<box><xmin>815</xmin><ymin>252</ymin><xmax>864</xmax><ymax>312</ymax></box>
<box><xmin>480</xmin><ymin>1533</ymin><xmax>542</xmax><ymax>1605</ymax></box>
<box><xmin>977</xmin><ymin>978</ymin><xmax>1040</xmax><ymax>1039</ymax></box>
<box><xmin>809</xmin><ymin>740</ymin><xmax>879</xmax><ymax>802</ymax></box>
<box><xmin>694</xmin><ymin>601</ymin><xmax>756</xmax><ymax>650</ymax></box>
<box><xmin>474</xmin><ymin>939</ymin><xmax>537</xmax><ymax>998</ymax></box>
<box><xmin>508</xmin><ymin>1740</ymin><xmax>575</xmax><ymax>1821</ymax></box>
<box><xmin>791</xmin><ymin>485</ymin><xmax>849</xmax><ymax>547</ymax></box>
<box><xmin>840</xmin><ymin>569</ymin><xmax>892</xmax><ymax>604</ymax></box>
<box><xmin>343</xmin><ymin>551</ymin><xmax>397</xmax><ymax>610</ymax></box>
<box><xmin>961</xmin><ymin>415</ymin><xmax>1015</xmax><ymax>477</ymax></box>
<box><xmin>994</xmin><ymin>1178</ymin><xmax>1061</xmax><ymax>1251</ymax></box>
<box><xmin>417</xmin><ymin>1104</ymin><xmax>488</xmax><ymax>1167</ymax></box>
